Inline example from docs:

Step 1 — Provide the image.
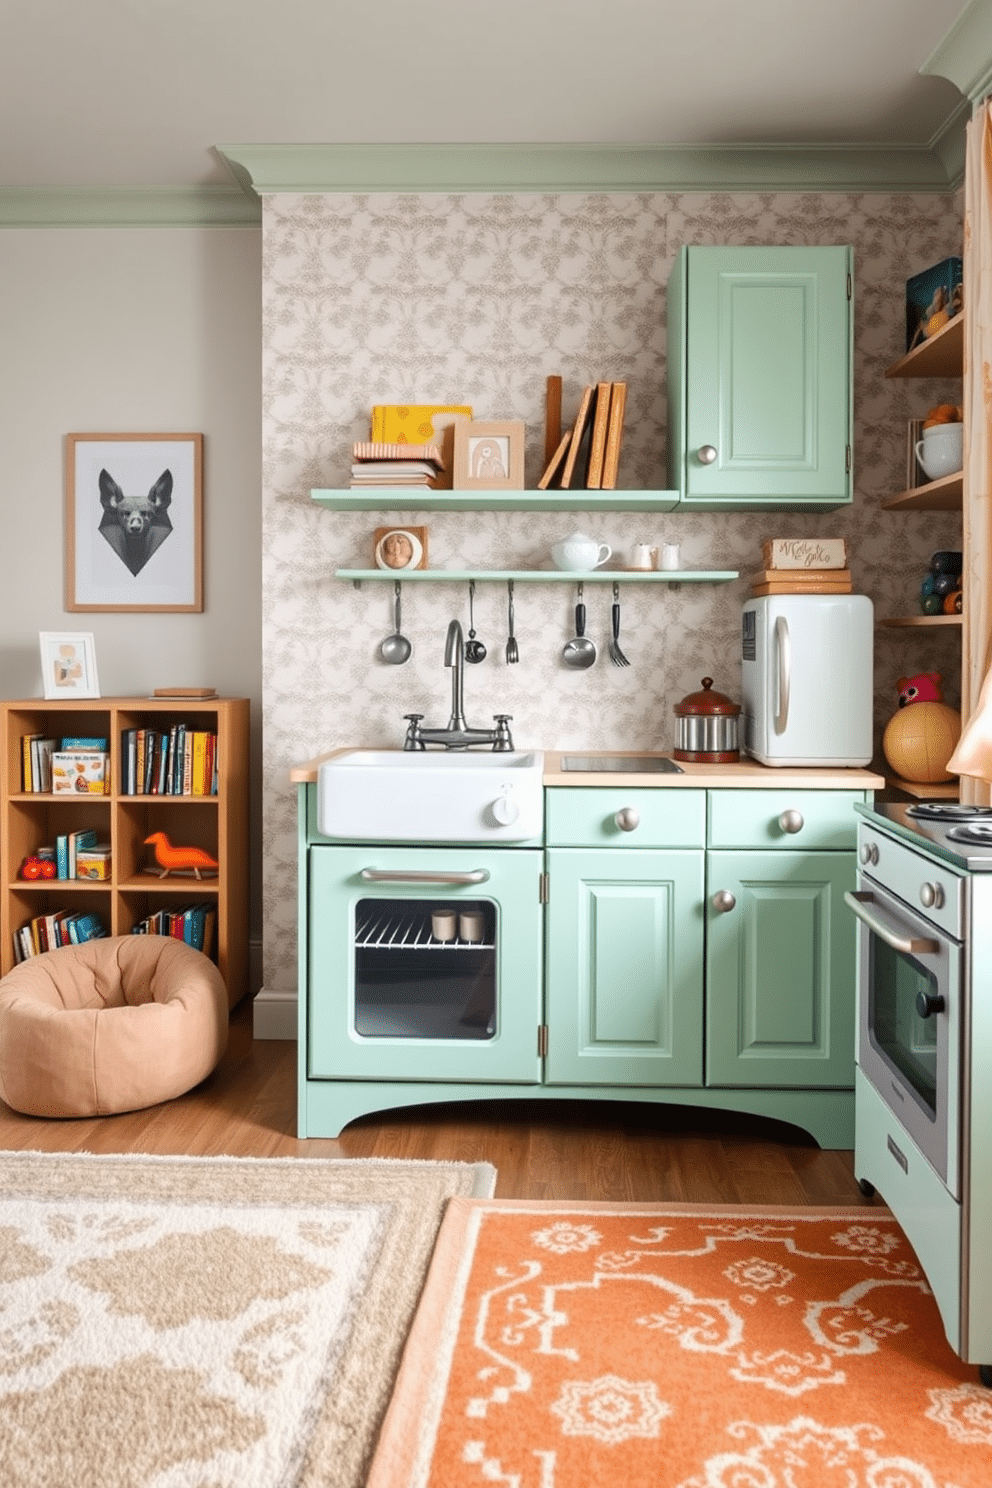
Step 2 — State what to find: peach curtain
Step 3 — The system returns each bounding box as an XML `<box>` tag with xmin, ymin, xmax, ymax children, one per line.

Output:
<box><xmin>953</xmin><ymin>100</ymin><xmax>992</xmax><ymax>804</ymax></box>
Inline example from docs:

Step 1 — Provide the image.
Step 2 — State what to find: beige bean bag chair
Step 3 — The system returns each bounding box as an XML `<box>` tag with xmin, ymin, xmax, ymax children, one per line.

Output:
<box><xmin>0</xmin><ymin>936</ymin><xmax>228</xmax><ymax>1117</ymax></box>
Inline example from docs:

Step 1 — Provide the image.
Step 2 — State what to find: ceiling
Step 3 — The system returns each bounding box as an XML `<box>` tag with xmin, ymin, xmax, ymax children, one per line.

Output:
<box><xmin>0</xmin><ymin>0</ymin><xmax>988</xmax><ymax>222</ymax></box>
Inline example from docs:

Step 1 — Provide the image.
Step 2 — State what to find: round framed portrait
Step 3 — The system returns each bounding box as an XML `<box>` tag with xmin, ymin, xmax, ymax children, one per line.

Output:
<box><xmin>374</xmin><ymin>527</ymin><xmax>426</xmax><ymax>571</ymax></box>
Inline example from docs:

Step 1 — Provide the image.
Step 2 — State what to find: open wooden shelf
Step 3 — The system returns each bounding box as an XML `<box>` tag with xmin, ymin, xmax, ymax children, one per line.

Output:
<box><xmin>886</xmin><ymin>775</ymin><xmax>959</xmax><ymax>800</ymax></box>
<box><xmin>881</xmin><ymin>471</ymin><xmax>963</xmax><ymax>511</ymax></box>
<box><xmin>884</xmin><ymin>312</ymin><xmax>964</xmax><ymax>380</ymax></box>
<box><xmin>879</xmin><ymin>614</ymin><xmax>962</xmax><ymax>628</ymax></box>
<box><xmin>0</xmin><ymin>697</ymin><xmax>250</xmax><ymax>1005</ymax></box>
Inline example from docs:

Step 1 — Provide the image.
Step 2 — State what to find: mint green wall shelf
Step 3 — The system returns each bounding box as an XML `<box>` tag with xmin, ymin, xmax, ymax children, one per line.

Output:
<box><xmin>313</xmin><ymin>488</ymin><xmax>682</xmax><ymax>513</ymax></box>
<box><xmin>336</xmin><ymin>569</ymin><xmax>738</xmax><ymax>584</ymax></box>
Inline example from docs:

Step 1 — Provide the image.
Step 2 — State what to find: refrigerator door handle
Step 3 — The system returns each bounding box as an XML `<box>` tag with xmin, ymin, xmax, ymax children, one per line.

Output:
<box><xmin>774</xmin><ymin>615</ymin><xmax>791</xmax><ymax>734</ymax></box>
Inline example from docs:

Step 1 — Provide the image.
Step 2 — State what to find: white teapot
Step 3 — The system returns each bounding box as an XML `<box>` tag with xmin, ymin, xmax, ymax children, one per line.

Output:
<box><xmin>551</xmin><ymin>531</ymin><xmax>612</xmax><ymax>572</ymax></box>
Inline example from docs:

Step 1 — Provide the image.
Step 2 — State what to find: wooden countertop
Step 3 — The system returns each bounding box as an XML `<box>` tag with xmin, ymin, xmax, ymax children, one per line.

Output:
<box><xmin>290</xmin><ymin>748</ymin><xmax>884</xmax><ymax>791</ymax></box>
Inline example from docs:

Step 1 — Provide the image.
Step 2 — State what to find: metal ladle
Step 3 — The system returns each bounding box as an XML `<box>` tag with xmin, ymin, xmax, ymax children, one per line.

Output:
<box><xmin>465</xmin><ymin>579</ymin><xmax>486</xmax><ymax>663</ymax></box>
<box><xmin>562</xmin><ymin>583</ymin><xmax>596</xmax><ymax>668</ymax></box>
<box><xmin>379</xmin><ymin>581</ymin><xmax>411</xmax><ymax>664</ymax></box>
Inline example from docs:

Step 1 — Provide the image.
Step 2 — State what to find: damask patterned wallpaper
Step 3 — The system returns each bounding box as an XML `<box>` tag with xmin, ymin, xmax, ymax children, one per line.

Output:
<box><xmin>261</xmin><ymin>189</ymin><xmax>962</xmax><ymax>990</ymax></box>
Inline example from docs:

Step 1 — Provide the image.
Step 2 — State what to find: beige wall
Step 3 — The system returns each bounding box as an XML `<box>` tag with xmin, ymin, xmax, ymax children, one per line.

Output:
<box><xmin>0</xmin><ymin>226</ymin><xmax>264</xmax><ymax>966</ymax></box>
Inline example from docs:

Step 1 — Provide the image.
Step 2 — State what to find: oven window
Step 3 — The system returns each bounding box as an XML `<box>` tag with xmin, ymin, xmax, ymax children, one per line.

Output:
<box><xmin>353</xmin><ymin>898</ymin><xmax>496</xmax><ymax>1040</ymax></box>
<box><xmin>869</xmin><ymin>938</ymin><xmax>938</xmax><ymax>1119</ymax></box>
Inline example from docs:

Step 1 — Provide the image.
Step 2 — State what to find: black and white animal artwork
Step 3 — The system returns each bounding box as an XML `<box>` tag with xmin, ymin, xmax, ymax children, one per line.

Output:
<box><xmin>97</xmin><ymin>468</ymin><xmax>174</xmax><ymax>577</ymax></box>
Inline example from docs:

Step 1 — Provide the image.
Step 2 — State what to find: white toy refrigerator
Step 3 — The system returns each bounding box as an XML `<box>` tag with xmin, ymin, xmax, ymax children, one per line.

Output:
<box><xmin>741</xmin><ymin>594</ymin><xmax>874</xmax><ymax>767</ymax></box>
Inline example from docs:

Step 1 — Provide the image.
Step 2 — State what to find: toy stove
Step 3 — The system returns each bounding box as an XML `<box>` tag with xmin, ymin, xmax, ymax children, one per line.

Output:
<box><xmin>847</xmin><ymin>798</ymin><xmax>992</xmax><ymax>1384</ymax></box>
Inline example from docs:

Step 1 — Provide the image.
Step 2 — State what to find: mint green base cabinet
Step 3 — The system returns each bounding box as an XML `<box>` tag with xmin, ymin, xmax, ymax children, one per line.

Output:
<box><xmin>706</xmin><ymin>849</ymin><xmax>857</xmax><ymax>1087</ymax></box>
<box><xmin>668</xmin><ymin>244</ymin><xmax>853</xmax><ymax>510</ymax></box>
<box><xmin>544</xmin><ymin>847</ymin><xmax>705</xmax><ymax>1086</ymax></box>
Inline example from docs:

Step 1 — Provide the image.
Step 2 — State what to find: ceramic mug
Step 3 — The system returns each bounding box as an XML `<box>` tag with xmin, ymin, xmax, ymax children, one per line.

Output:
<box><xmin>916</xmin><ymin>423</ymin><xmax>963</xmax><ymax>482</ymax></box>
<box><xmin>659</xmin><ymin>542</ymin><xmax>681</xmax><ymax>571</ymax></box>
<box><xmin>551</xmin><ymin>531</ymin><xmax>613</xmax><ymax>571</ymax></box>
<box><xmin>630</xmin><ymin>543</ymin><xmax>657</xmax><ymax>570</ymax></box>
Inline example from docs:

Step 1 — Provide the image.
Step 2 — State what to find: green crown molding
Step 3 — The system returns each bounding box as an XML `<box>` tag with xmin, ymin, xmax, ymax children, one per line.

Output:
<box><xmin>0</xmin><ymin>185</ymin><xmax>261</xmax><ymax>229</ymax></box>
<box><xmin>921</xmin><ymin>0</ymin><xmax>992</xmax><ymax>108</ymax></box>
<box><xmin>218</xmin><ymin>140</ymin><xmax>965</xmax><ymax>198</ymax></box>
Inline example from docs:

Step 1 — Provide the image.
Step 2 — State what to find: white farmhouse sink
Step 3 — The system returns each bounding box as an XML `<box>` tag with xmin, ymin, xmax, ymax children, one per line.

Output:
<box><xmin>316</xmin><ymin>750</ymin><xmax>545</xmax><ymax>843</ymax></box>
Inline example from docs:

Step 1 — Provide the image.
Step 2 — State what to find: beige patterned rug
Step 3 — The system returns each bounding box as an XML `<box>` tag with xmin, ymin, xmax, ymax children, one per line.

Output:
<box><xmin>0</xmin><ymin>1149</ymin><xmax>495</xmax><ymax>1488</ymax></box>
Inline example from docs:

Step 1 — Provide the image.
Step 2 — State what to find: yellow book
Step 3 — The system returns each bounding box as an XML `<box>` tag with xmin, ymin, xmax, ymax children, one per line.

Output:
<box><xmin>192</xmin><ymin>732</ymin><xmax>208</xmax><ymax>795</ymax></box>
<box><xmin>370</xmin><ymin>405</ymin><xmax>471</xmax><ymax>444</ymax></box>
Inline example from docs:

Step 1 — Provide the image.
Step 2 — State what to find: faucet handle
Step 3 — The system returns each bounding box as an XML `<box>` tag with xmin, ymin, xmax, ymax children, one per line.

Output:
<box><xmin>403</xmin><ymin>714</ymin><xmax>425</xmax><ymax>751</ymax></box>
<box><xmin>492</xmin><ymin>715</ymin><xmax>514</xmax><ymax>751</ymax></box>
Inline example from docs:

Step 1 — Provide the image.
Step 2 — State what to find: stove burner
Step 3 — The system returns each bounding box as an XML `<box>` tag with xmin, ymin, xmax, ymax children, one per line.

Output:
<box><xmin>947</xmin><ymin>822</ymin><xmax>992</xmax><ymax>846</ymax></box>
<box><xmin>906</xmin><ymin>802</ymin><xmax>992</xmax><ymax>823</ymax></box>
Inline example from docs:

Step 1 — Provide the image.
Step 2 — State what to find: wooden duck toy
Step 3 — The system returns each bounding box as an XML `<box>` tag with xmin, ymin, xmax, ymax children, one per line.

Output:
<box><xmin>144</xmin><ymin>832</ymin><xmax>219</xmax><ymax>880</ymax></box>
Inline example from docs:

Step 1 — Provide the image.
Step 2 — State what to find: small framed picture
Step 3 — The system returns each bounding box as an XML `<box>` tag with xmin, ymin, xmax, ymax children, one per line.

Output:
<box><xmin>39</xmin><ymin>632</ymin><xmax>101</xmax><ymax>699</ymax></box>
<box><xmin>373</xmin><ymin>526</ymin><xmax>429</xmax><ymax>571</ymax></box>
<box><xmin>452</xmin><ymin>420</ymin><xmax>525</xmax><ymax>490</ymax></box>
<box><xmin>66</xmin><ymin>432</ymin><xmax>203</xmax><ymax>612</ymax></box>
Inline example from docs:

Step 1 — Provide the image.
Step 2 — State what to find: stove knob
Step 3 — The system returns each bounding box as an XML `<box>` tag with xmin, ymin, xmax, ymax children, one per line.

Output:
<box><xmin>491</xmin><ymin>792</ymin><xmax>519</xmax><ymax>825</ymax></box>
<box><xmin>916</xmin><ymin>990</ymin><xmax>946</xmax><ymax>1020</ymax></box>
<box><xmin>860</xmin><ymin>842</ymin><xmax>879</xmax><ymax>866</ymax></box>
<box><xmin>919</xmin><ymin>881</ymin><xmax>945</xmax><ymax>910</ymax></box>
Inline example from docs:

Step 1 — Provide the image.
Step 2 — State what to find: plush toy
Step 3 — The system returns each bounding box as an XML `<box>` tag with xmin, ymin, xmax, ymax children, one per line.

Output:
<box><xmin>898</xmin><ymin>671</ymin><xmax>944</xmax><ymax>708</ymax></box>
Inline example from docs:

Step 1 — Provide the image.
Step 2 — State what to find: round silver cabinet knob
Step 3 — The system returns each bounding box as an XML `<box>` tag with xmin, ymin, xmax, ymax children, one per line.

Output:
<box><xmin>697</xmin><ymin>444</ymin><xmax>718</xmax><ymax>465</ymax></box>
<box><xmin>614</xmin><ymin>807</ymin><xmax>640</xmax><ymax>832</ymax></box>
<box><xmin>860</xmin><ymin>842</ymin><xmax>879</xmax><ymax>866</ymax></box>
<box><xmin>919</xmin><ymin>881</ymin><xmax>945</xmax><ymax>910</ymax></box>
<box><xmin>712</xmin><ymin>890</ymin><xmax>736</xmax><ymax>913</ymax></box>
<box><xmin>778</xmin><ymin>809</ymin><xmax>805</xmax><ymax>835</ymax></box>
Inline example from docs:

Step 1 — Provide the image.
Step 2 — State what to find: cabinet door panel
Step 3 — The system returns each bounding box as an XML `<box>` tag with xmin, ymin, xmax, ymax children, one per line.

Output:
<box><xmin>679</xmin><ymin>245</ymin><xmax>851</xmax><ymax>508</ymax></box>
<box><xmin>546</xmin><ymin>848</ymin><xmax>704</xmax><ymax>1086</ymax></box>
<box><xmin>706</xmin><ymin>850</ymin><xmax>856</xmax><ymax>1088</ymax></box>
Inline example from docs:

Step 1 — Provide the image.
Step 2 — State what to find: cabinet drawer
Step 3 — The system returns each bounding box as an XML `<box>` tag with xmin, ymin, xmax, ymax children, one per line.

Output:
<box><xmin>546</xmin><ymin>788</ymin><xmax>705</xmax><ymax>848</ymax></box>
<box><xmin>707</xmin><ymin>789</ymin><xmax>862</xmax><ymax>850</ymax></box>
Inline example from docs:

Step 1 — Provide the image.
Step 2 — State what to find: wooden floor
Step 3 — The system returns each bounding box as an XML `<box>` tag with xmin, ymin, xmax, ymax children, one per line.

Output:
<box><xmin>0</xmin><ymin>999</ymin><xmax>875</xmax><ymax>1207</ymax></box>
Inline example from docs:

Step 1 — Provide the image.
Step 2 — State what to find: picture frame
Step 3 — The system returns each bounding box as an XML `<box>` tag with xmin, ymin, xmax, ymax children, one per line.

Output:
<box><xmin>373</xmin><ymin>526</ymin><xmax>429</xmax><ymax>571</ymax></box>
<box><xmin>39</xmin><ymin>631</ymin><xmax>100</xmax><ymax>699</ymax></box>
<box><xmin>452</xmin><ymin>420</ymin><xmax>525</xmax><ymax>490</ymax></box>
<box><xmin>65</xmin><ymin>432</ymin><xmax>203</xmax><ymax>612</ymax></box>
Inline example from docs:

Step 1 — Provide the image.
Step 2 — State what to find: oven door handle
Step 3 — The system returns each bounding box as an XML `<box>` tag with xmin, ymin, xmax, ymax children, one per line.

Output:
<box><xmin>360</xmin><ymin>868</ymin><xmax>491</xmax><ymax>885</ymax></box>
<box><xmin>843</xmin><ymin>890</ymin><xmax>939</xmax><ymax>954</ymax></box>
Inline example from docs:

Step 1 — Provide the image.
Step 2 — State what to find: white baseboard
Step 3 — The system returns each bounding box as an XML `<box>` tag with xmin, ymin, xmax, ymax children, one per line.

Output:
<box><xmin>253</xmin><ymin>988</ymin><xmax>298</xmax><ymax>1040</ymax></box>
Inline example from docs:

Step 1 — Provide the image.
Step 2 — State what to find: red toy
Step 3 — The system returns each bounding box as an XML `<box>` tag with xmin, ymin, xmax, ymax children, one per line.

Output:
<box><xmin>898</xmin><ymin>671</ymin><xmax>944</xmax><ymax>708</ymax></box>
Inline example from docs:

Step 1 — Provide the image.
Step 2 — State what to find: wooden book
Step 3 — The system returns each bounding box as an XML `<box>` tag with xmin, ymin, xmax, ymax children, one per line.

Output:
<box><xmin>537</xmin><ymin>431</ymin><xmax>572</xmax><ymax>490</ymax></box>
<box><xmin>600</xmin><ymin>382</ymin><xmax>627</xmax><ymax>489</ymax></box>
<box><xmin>752</xmin><ymin>579</ymin><xmax>853</xmax><ymax>596</ymax></box>
<box><xmin>544</xmin><ymin>375</ymin><xmax>563</xmax><ymax>467</ymax></box>
<box><xmin>585</xmin><ymin>382</ymin><xmax>613</xmax><ymax>489</ymax></box>
<box><xmin>560</xmin><ymin>385</ymin><xmax>596</xmax><ymax>489</ymax></box>
<box><xmin>750</xmin><ymin>569</ymin><xmax>852</xmax><ymax>585</ymax></box>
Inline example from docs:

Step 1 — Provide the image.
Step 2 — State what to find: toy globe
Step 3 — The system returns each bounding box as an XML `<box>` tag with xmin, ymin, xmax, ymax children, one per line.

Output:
<box><xmin>882</xmin><ymin>701</ymin><xmax>961</xmax><ymax>783</ymax></box>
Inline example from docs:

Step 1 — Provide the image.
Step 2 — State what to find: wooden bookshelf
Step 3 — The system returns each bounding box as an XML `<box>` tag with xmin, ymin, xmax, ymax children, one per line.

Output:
<box><xmin>0</xmin><ymin>697</ymin><xmax>249</xmax><ymax>1006</ymax></box>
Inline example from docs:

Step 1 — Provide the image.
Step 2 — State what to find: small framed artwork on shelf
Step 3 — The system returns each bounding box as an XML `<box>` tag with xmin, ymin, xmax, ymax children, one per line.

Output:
<box><xmin>39</xmin><ymin>631</ymin><xmax>100</xmax><ymax>699</ymax></box>
<box><xmin>373</xmin><ymin>526</ymin><xmax>429</xmax><ymax>571</ymax></box>
<box><xmin>65</xmin><ymin>432</ymin><xmax>204</xmax><ymax>612</ymax></box>
<box><xmin>452</xmin><ymin>420</ymin><xmax>525</xmax><ymax>490</ymax></box>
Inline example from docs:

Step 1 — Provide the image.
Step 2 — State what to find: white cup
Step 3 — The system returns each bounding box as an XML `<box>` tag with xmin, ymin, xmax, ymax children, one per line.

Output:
<box><xmin>916</xmin><ymin>423</ymin><xmax>963</xmax><ymax>482</ymax></box>
<box><xmin>459</xmin><ymin>910</ymin><xmax>484</xmax><ymax>943</ymax></box>
<box><xmin>432</xmin><ymin>911</ymin><xmax>457</xmax><ymax>942</ymax></box>
<box><xmin>659</xmin><ymin>543</ymin><xmax>681</xmax><ymax>571</ymax></box>
<box><xmin>630</xmin><ymin>543</ymin><xmax>657</xmax><ymax>570</ymax></box>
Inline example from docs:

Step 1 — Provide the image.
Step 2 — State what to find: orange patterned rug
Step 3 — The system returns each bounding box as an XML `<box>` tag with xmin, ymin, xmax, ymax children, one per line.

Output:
<box><xmin>368</xmin><ymin>1201</ymin><xmax>992</xmax><ymax>1487</ymax></box>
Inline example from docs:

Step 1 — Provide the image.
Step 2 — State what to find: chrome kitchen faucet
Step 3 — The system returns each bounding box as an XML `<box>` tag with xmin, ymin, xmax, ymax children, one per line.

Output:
<box><xmin>403</xmin><ymin>619</ymin><xmax>514</xmax><ymax>751</ymax></box>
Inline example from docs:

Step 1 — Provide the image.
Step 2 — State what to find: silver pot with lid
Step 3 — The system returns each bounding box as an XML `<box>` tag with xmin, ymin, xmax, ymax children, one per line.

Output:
<box><xmin>673</xmin><ymin>677</ymin><xmax>740</xmax><ymax>763</ymax></box>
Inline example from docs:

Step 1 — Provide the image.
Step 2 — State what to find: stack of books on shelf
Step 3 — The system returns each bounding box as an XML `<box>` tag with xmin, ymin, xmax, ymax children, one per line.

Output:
<box><xmin>120</xmin><ymin>725</ymin><xmax>218</xmax><ymax>795</ymax></box>
<box><xmin>50</xmin><ymin>827</ymin><xmax>107</xmax><ymax>880</ymax></box>
<box><xmin>13</xmin><ymin>909</ymin><xmax>107</xmax><ymax>962</ymax></box>
<box><xmin>350</xmin><ymin>441</ymin><xmax>446</xmax><ymax>490</ymax></box>
<box><xmin>21</xmin><ymin>734</ymin><xmax>108</xmax><ymax>793</ymax></box>
<box><xmin>750</xmin><ymin>538</ymin><xmax>852</xmax><ymax>596</ymax></box>
<box><xmin>131</xmin><ymin>901</ymin><xmax>215</xmax><ymax>955</ymax></box>
<box><xmin>538</xmin><ymin>380</ymin><xmax>628</xmax><ymax>491</ymax></box>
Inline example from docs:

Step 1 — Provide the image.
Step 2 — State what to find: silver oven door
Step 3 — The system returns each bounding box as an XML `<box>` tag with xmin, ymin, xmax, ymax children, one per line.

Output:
<box><xmin>846</xmin><ymin>879</ymin><xmax>961</xmax><ymax>1195</ymax></box>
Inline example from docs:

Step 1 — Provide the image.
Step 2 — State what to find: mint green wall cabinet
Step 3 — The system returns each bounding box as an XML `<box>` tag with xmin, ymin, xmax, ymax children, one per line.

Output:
<box><xmin>706</xmin><ymin>850</ymin><xmax>857</xmax><ymax>1087</ymax></box>
<box><xmin>544</xmin><ymin>847</ymin><xmax>705</xmax><ymax>1086</ymax></box>
<box><xmin>667</xmin><ymin>245</ymin><xmax>853</xmax><ymax>510</ymax></box>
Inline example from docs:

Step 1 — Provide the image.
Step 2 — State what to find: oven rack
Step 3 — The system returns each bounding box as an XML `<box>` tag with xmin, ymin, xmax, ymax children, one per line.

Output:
<box><xmin>355</xmin><ymin>908</ymin><xmax>494</xmax><ymax>951</ymax></box>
